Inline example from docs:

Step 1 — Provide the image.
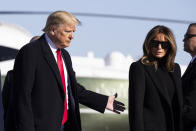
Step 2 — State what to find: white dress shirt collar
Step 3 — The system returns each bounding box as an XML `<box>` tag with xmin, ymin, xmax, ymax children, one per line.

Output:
<box><xmin>45</xmin><ymin>34</ymin><xmax>57</xmax><ymax>50</ymax></box>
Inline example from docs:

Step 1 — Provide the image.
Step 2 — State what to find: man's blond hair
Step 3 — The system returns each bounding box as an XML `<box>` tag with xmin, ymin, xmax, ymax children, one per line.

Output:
<box><xmin>43</xmin><ymin>11</ymin><xmax>80</xmax><ymax>32</ymax></box>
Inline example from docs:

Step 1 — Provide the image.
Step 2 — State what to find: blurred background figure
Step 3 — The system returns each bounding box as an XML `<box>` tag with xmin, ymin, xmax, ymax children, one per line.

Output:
<box><xmin>129</xmin><ymin>25</ymin><xmax>182</xmax><ymax>131</ymax></box>
<box><xmin>29</xmin><ymin>36</ymin><xmax>40</xmax><ymax>42</ymax></box>
<box><xmin>2</xmin><ymin>35</ymin><xmax>40</xmax><ymax>131</ymax></box>
<box><xmin>2</xmin><ymin>70</ymin><xmax>14</xmax><ymax>131</ymax></box>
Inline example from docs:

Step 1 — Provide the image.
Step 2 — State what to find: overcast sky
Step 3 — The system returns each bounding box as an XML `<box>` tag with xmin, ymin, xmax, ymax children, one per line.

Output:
<box><xmin>1</xmin><ymin>0</ymin><xmax>196</xmax><ymax>65</ymax></box>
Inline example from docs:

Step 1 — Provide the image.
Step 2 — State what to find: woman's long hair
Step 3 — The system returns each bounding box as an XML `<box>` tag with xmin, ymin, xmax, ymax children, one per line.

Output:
<box><xmin>141</xmin><ymin>25</ymin><xmax>177</xmax><ymax>71</ymax></box>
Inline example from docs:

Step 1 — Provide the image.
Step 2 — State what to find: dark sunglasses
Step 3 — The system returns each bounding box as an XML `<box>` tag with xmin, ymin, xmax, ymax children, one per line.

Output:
<box><xmin>184</xmin><ymin>34</ymin><xmax>196</xmax><ymax>40</ymax></box>
<box><xmin>150</xmin><ymin>40</ymin><xmax>170</xmax><ymax>49</ymax></box>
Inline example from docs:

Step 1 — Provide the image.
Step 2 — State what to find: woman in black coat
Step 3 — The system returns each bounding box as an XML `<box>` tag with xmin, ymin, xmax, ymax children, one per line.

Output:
<box><xmin>129</xmin><ymin>25</ymin><xmax>182</xmax><ymax>131</ymax></box>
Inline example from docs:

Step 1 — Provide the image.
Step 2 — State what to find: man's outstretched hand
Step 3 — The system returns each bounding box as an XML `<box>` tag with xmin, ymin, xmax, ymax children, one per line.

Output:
<box><xmin>106</xmin><ymin>93</ymin><xmax>125</xmax><ymax>114</ymax></box>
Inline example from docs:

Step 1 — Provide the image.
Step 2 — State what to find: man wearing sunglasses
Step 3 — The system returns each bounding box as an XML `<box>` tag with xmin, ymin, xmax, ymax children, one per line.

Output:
<box><xmin>182</xmin><ymin>23</ymin><xmax>196</xmax><ymax>131</ymax></box>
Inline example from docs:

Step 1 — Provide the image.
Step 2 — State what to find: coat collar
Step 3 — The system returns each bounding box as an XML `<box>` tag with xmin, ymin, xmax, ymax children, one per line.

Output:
<box><xmin>39</xmin><ymin>34</ymin><xmax>64</xmax><ymax>93</ymax></box>
<box><xmin>183</xmin><ymin>58</ymin><xmax>196</xmax><ymax>77</ymax></box>
<box><xmin>143</xmin><ymin>63</ymin><xmax>181</xmax><ymax>108</ymax></box>
<box><xmin>61</xmin><ymin>49</ymin><xmax>77</xmax><ymax>97</ymax></box>
<box><xmin>144</xmin><ymin>64</ymin><xmax>172</xmax><ymax>106</ymax></box>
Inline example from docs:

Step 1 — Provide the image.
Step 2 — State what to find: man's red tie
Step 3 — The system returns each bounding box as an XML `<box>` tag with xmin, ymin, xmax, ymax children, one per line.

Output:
<box><xmin>56</xmin><ymin>49</ymin><xmax>67</xmax><ymax>125</ymax></box>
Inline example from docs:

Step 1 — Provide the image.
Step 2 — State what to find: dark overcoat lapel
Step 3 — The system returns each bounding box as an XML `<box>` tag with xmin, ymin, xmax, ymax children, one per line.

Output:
<box><xmin>144</xmin><ymin>64</ymin><xmax>182</xmax><ymax>109</ymax></box>
<box><xmin>144</xmin><ymin>65</ymin><xmax>171</xmax><ymax>106</ymax></box>
<box><xmin>61</xmin><ymin>50</ymin><xmax>77</xmax><ymax>99</ymax></box>
<box><xmin>183</xmin><ymin>59</ymin><xmax>196</xmax><ymax>78</ymax></box>
<box><xmin>61</xmin><ymin>50</ymin><xmax>81</xmax><ymax>131</ymax></box>
<box><xmin>40</xmin><ymin>36</ymin><xmax>65</xmax><ymax>98</ymax></box>
<box><xmin>182</xmin><ymin>59</ymin><xmax>196</xmax><ymax>77</ymax></box>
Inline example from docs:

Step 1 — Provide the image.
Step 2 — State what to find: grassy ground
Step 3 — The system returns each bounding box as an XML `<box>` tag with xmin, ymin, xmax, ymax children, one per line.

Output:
<box><xmin>1</xmin><ymin>76</ymin><xmax>5</xmax><ymax>89</ymax></box>
<box><xmin>80</xmin><ymin>112</ymin><xmax>129</xmax><ymax>131</ymax></box>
